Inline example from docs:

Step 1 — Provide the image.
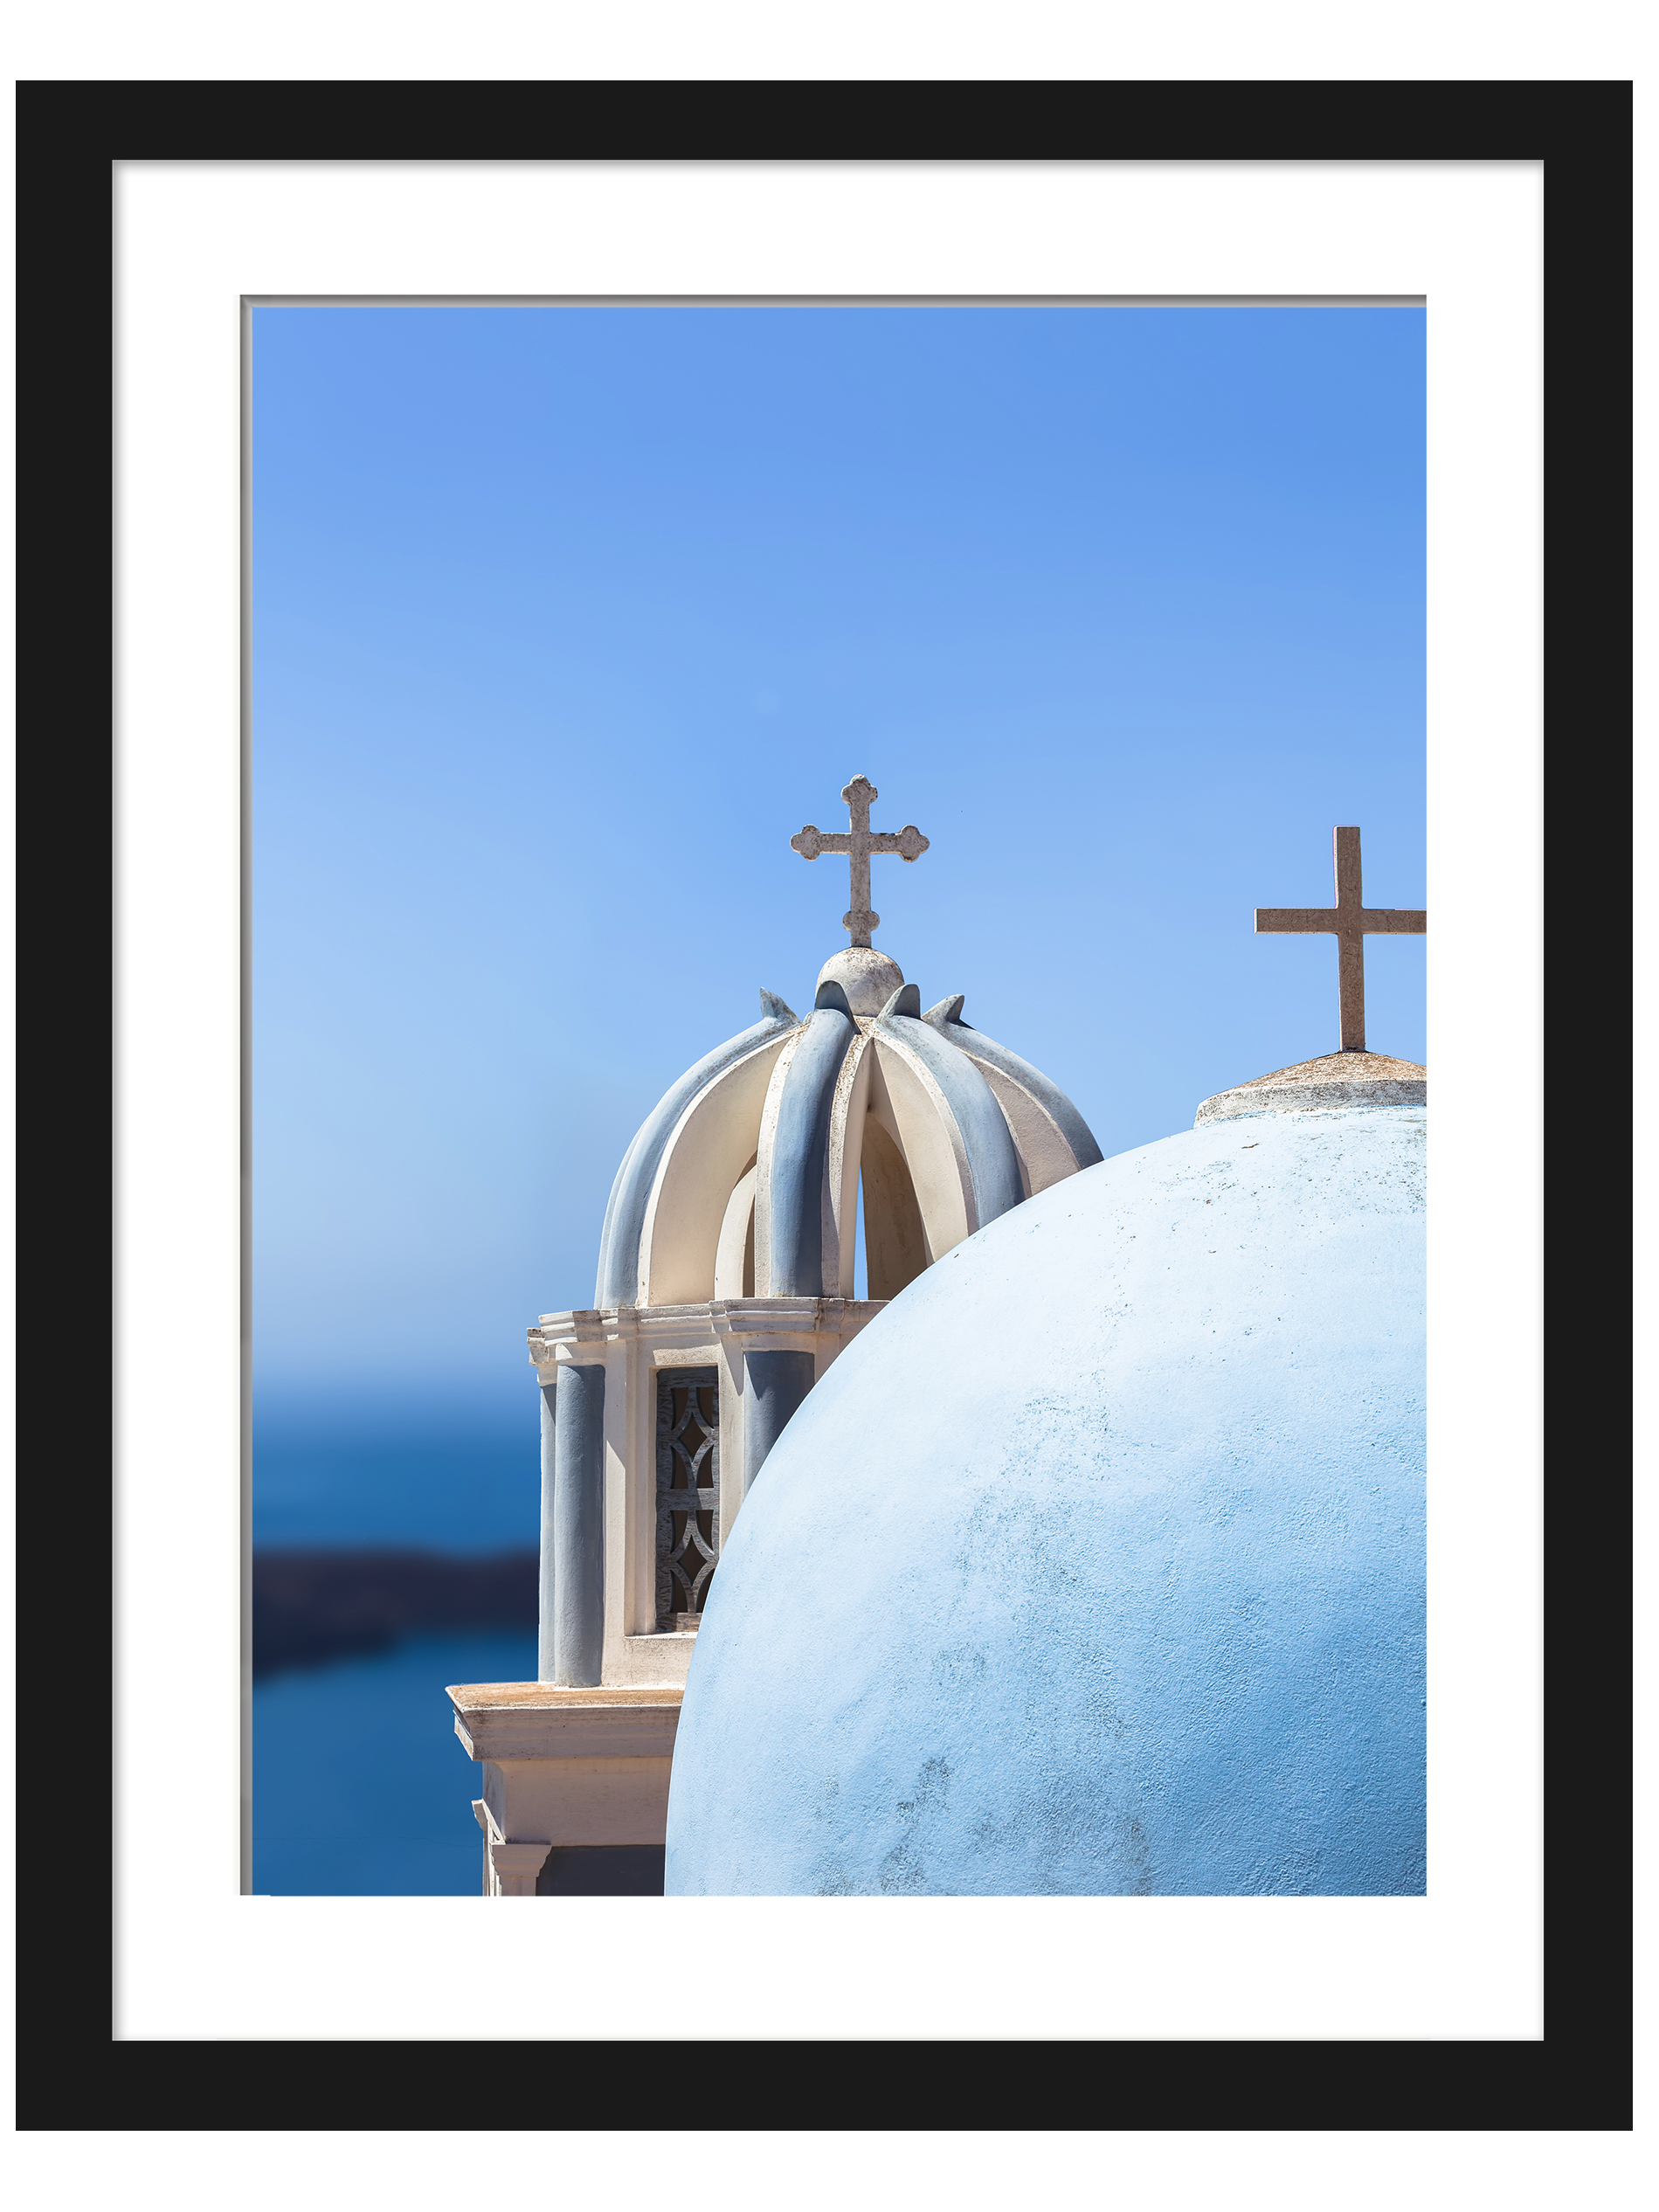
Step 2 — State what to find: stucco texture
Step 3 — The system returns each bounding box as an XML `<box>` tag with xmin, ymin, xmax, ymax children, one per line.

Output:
<box><xmin>664</xmin><ymin>1105</ymin><xmax>1427</xmax><ymax>1896</ymax></box>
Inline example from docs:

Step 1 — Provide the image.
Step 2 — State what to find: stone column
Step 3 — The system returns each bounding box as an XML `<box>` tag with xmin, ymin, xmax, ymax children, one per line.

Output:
<box><xmin>536</xmin><ymin>1379</ymin><xmax>559</xmax><ymax>1682</ymax></box>
<box><xmin>549</xmin><ymin>1361</ymin><xmax>606</xmax><ymax>1686</ymax></box>
<box><xmin>743</xmin><ymin>1348</ymin><xmax>816</xmax><ymax>1494</ymax></box>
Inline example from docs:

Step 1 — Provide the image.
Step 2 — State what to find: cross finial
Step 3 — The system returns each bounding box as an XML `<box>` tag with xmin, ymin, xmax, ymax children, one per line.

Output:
<box><xmin>1255</xmin><ymin>826</ymin><xmax>1426</xmax><ymax>1053</ymax></box>
<box><xmin>791</xmin><ymin>775</ymin><xmax>930</xmax><ymax>947</ymax></box>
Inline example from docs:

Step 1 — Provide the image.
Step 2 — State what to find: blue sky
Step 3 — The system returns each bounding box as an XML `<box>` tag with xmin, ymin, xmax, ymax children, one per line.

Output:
<box><xmin>252</xmin><ymin>303</ymin><xmax>1424</xmax><ymax>1430</ymax></box>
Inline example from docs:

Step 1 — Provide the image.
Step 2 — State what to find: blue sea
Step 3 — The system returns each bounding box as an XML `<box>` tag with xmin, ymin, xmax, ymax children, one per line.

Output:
<box><xmin>254</xmin><ymin>1410</ymin><xmax>540</xmax><ymax>1552</ymax></box>
<box><xmin>253</xmin><ymin>1411</ymin><xmax>543</xmax><ymax>1895</ymax></box>
<box><xmin>253</xmin><ymin>1627</ymin><xmax>539</xmax><ymax>1894</ymax></box>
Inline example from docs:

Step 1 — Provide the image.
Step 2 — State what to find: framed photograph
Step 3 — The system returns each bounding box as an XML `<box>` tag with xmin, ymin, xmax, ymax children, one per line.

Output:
<box><xmin>24</xmin><ymin>79</ymin><xmax>1626</xmax><ymax>2131</ymax></box>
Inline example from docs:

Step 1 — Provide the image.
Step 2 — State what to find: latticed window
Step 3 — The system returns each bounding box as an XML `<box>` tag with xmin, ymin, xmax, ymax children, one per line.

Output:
<box><xmin>655</xmin><ymin>1367</ymin><xmax>718</xmax><ymax>1629</ymax></box>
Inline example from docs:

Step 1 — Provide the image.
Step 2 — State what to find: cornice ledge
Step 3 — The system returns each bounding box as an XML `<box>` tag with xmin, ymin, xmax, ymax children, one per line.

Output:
<box><xmin>448</xmin><ymin>1681</ymin><xmax>685</xmax><ymax>1762</ymax></box>
<box><xmin>527</xmin><ymin>1305</ymin><xmax>634</xmax><ymax>1362</ymax></box>
<box><xmin>708</xmin><ymin>1295</ymin><xmax>889</xmax><ymax>1340</ymax></box>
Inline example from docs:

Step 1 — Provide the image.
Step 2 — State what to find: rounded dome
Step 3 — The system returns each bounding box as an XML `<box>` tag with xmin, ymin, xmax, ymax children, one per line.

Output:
<box><xmin>664</xmin><ymin>1103</ymin><xmax>1427</xmax><ymax>1895</ymax></box>
<box><xmin>592</xmin><ymin>969</ymin><xmax>1102</xmax><ymax>1310</ymax></box>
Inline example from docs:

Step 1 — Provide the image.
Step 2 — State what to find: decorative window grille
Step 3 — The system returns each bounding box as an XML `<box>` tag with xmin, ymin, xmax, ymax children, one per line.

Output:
<box><xmin>655</xmin><ymin>1367</ymin><xmax>719</xmax><ymax>1629</ymax></box>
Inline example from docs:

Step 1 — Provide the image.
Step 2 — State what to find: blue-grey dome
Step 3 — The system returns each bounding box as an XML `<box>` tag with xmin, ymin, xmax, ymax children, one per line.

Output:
<box><xmin>593</xmin><ymin>956</ymin><xmax>1101</xmax><ymax>1310</ymax></box>
<box><xmin>663</xmin><ymin>1102</ymin><xmax>1427</xmax><ymax>1895</ymax></box>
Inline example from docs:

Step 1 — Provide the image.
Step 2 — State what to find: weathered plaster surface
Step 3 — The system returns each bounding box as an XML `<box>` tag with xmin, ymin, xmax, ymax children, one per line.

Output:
<box><xmin>664</xmin><ymin>1106</ymin><xmax>1427</xmax><ymax>1897</ymax></box>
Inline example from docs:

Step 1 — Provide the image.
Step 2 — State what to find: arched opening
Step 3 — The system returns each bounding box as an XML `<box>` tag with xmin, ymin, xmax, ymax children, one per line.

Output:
<box><xmin>714</xmin><ymin>1157</ymin><xmax>757</xmax><ymax>1299</ymax></box>
<box><xmin>860</xmin><ymin>1113</ymin><xmax>928</xmax><ymax>1300</ymax></box>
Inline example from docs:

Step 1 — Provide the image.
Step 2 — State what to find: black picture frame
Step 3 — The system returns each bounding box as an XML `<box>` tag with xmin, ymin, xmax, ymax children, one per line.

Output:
<box><xmin>22</xmin><ymin>77</ymin><xmax>1628</xmax><ymax>2129</ymax></box>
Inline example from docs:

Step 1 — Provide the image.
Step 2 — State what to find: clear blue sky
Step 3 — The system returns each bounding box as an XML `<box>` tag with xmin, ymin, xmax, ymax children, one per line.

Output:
<box><xmin>252</xmin><ymin>304</ymin><xmax>1424</xmax><ymax>1429</ymax></box>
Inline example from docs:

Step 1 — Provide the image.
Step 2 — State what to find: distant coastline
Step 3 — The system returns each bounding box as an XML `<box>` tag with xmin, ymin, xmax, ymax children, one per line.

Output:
<box><xmin>252</xmin><ymin>1547</ymin><xmax>538</xmax><ymax>1678</ymax></box>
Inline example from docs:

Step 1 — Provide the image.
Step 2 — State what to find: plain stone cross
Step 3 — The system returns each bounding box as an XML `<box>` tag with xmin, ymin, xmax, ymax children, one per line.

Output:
<box><xmin>1255</xmin><ymin>826</ymin><xmax>1426</xmax><ymax>1053</ymax></box>
<box><xmin>791</xmin><ymin>776</ymin><xmax>930</xmax><ymax>948</ymax></box>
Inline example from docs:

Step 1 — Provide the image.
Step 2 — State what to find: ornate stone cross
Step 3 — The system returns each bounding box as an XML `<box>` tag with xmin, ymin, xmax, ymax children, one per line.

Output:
<box><xmin>791</xmin><ymin>775</ymin><xmax>930</xmax><ymax>947</ymax></box>
<box><xmin>1255</xmin><ymin>826</ymin><xmax>1426</xmax><ymax>1053</ymax></box>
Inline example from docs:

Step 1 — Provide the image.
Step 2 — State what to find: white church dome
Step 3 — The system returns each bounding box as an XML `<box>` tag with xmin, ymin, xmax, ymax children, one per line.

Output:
<box><xmin>662</xmin><ymin>1087</ymin><xmax>1427</xmax><ymax>1895</ymax></box>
